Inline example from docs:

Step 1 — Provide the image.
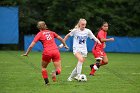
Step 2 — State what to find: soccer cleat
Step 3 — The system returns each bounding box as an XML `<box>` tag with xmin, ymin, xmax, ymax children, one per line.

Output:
<box><xmin>89</xmin><ymin>73</ymin><xmax>94</xmax><ymax>76</ymax></box>
<box><xmin>67</xmin><ymin>77</ymin><xmax>73</xmax><ymax>81</ymax></box>
<box><xmin>74</xmin><ymin>75</ymin><xmax>80</xmax><ymax>80</ymax></box>
<box><xmin>45</xmin><ymin>83</ymin><xmax>50</xmax><ymax>86</ymax></box>
<box><xmin>51</xmin><ymin>71</ymin><xmax>56</xmax><ymax>82</ymax></box>
<box><xmin>44</xmin><ymin>78</ymin><xmax>49</xmax><ymax>85</ymax></box>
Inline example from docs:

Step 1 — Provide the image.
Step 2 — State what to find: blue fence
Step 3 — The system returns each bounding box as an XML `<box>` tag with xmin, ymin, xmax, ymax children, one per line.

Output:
<box><xmin>24</xmin><ymin>35</ymin><xmax>140</xmax><ymax>53</ymax></box>
<box><xmin>0</xmin><ymin>7</ymin><xmax>19</xmax><ymax>44</ymax></box>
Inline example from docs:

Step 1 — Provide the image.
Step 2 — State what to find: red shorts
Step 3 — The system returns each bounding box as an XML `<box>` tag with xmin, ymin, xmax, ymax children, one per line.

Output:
<box><xmin>42</xmin><ymin>49</ymin><xmax>60</xmax><ymax>63</ymax></box>
<box><xmin>92</xmin><ymin>49</ymin><xmax>106</xmax><ymax>60</ymax></box>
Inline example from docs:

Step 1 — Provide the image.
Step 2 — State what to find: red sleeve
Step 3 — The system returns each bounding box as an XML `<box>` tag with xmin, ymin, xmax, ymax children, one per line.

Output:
<box><xmin>33</xmin><ymin>32</ymin><xmax>41</xmax><ymax>42</ymax></box>
<box><xmin>98</xmin><ymin>30</ymin><xmax>105</xmax><ymax>40</ymax></box>
<box><xmin>53</xmin><ymin>32</ymin><xmax>59</xmax><ymax>38</ymax></box>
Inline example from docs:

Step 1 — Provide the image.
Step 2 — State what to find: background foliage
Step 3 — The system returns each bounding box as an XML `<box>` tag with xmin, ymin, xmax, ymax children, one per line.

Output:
<box><xmin>0</xmin><ymin>0</ymin><xmax>140</xmax><ymax>36</ymax></box>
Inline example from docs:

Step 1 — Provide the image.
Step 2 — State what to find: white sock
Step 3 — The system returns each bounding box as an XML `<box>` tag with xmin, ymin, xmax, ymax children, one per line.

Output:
<box><xmin>94</xmin><ymin>65</ymin><xmax>98</xmax><ymax>70</ymax></box>
<box><xmin>76</xmin><ymin>61</ymin><xmax>83</xmax><ymax>75</ymax></box>
<box><xmin>69</xmin><ymin>67</ymin><xmax>77</xmax><ymax>78</ymax></box>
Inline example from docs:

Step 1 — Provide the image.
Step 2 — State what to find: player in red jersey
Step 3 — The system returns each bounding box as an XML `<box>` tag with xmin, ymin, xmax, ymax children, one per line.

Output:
<box><xmin>89</xmin><ymin>22</ymin><xmax>114</xmax><ymax>76</ymax></box>
<box><xmin>22</xmin><ymin>21</ymin><xmax>68</xmax><ymax>85</ymax></box>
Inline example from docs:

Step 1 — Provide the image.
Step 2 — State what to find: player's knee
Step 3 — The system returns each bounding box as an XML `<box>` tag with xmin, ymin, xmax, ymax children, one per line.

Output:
<box><xmin>102</xmin><ymin>61</ymin><xmax>108</xmax><ymax>65</ymax></box>
<box><xmin>56</xmin><ymin>69</ymin><xmax>61</xmax><ymax>75</ymax></box>
<box><xmin>104</xmin><ymin>61</ymin><xmax>108</xmax><ymax>65</ymax></box>
<box><xmin>79</xmin><ymin>58</ymin><xmax>85</xmax><ymax>62</ymax></box>
<box><xmin>104</xmin><ymin>59</ymin><xmax>108</xmax><ymax>64</ymax></box>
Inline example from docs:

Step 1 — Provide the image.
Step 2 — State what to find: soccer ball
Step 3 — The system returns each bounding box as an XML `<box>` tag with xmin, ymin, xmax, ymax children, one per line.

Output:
<box><xmin>77</xmin><ymin>74</ymin><xmax>87</xmax><ymax>82</ymax></box>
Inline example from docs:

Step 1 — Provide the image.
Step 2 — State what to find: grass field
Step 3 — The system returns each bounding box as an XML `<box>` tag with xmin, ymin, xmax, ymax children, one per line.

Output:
<box><xmin>0</xmin><ymin>51</ymin><xmax>140</xmax><ymax>93</ymax></box>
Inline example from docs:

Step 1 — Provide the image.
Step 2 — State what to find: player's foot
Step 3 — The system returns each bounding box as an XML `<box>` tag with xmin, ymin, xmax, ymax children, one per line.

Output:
<box><xmin>52</xmin><ymin>71</ymin><xmax>56</xmax><ymax>82</ymax></box>
<box><xmin>74</xmin><ymin>75</ymin><xmax>80</xmax><ymax>80</ymax></box>
<box><xmin>45</xmin><ymin>83</ymin><xmax>50</xmax><ymax>86</ymax></box>
<box><xmin>44</xmin><ymin>78</ymin><xmax>49</xmax><ymax>85</ymax></box>
<box><xmin>89</xmin><ymin>73</ymin><xmax>94</xmax><ymax>76</ymax></box>
<box><xmin>67</xmin><ymin>77</ymin><xmax>73</xmax><ymax>81</ymax></box>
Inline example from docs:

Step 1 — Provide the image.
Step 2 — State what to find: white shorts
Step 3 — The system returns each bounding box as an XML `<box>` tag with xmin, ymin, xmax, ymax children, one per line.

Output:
<box><xmin>73</xmin><ymin>47</ymin><xmax>87</xmax><ymax>57</ymax></box>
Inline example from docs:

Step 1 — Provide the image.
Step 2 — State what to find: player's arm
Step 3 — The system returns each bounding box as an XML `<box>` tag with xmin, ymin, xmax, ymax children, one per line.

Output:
<box><xmin>100</xmin><ymin>38</ymin><xmax>114</xmax><ymax>42</ymax></box>
<box><xmin>57</xmin><ymin>35</ymin><xmax>69</xmax><ymax>49</ymax></box>
<box><xmin>63</xmin><ymin>33</ymin><xmax>71</xmax><ymax>42</ymax></box>
<box><xmin>64</xmin><ymin>28</ymin><xmax>76</xmax><ymax>42</ymax></box>
<box><xmin>59</xmin><ymin>33</ymin><xmax>71</xmax><ymax>48</ymax></box>
<box><xmin>88</xmin><ymin>30</ymin><xmax>101</xmax><ymax>44</ymax></box>
<box><xmin>21</xmin><ymin>32</ymin><xmax>41</xmax><ymax>56</ymax></box>
<box><xmin>22</xmin><ymin>41</ymin><xmax>36</xmax><ymax>56</ymax></box>
<box><xmin>91</xmin><ymin>35</ymin><xmax>101</xmax><ymax>44</ymax></box>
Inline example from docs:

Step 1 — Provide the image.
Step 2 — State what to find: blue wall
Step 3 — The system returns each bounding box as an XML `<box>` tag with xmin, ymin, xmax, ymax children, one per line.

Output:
<box><xmin>0</xmin><ymin>7</ymin><xmax>19</xmax><ymax>44</ymax></box>
<box><xmin>24</xmin><ymin>35</ymin><xmax>140</xmax><ymax>53</ymax></box>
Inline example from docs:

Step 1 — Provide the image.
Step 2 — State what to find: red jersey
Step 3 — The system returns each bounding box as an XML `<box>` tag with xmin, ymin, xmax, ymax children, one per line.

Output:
<box><xmin>93</xmin><ymin>29</ymin><xmax>107</xmax><ymax>51</ymax></box>
<box><xmin>33</xmin><ymin>30</ymin><xmax>59</xmax><ymax>54</ymax></box>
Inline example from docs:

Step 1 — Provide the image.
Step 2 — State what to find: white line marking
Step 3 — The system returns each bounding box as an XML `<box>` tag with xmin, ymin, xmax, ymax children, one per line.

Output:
<box><xmin>132</xmin><ymin>73</ymin><xmax>140</xmax><ymax>75</ymax></box>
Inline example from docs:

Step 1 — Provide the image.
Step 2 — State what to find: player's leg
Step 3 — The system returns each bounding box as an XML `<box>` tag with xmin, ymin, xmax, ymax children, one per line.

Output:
<box><xmin>67</xmin><ymin>67</ymin><xmax>77</xmax><ymax>81</ymax></box>
<box><xmin>90</xmin><ymin>51</ymin><xmax>108</xmax><ymax>76</ymax></box>
<box><xmin>68</xmin><ymin>52</ymin><xmax>85</xmax><ymax>81</ymax></box>
<box><xmin>89</xmin><ymin>49</ymin><xmax>102</xmax><ymax>76</ymax></box>
<box><xmin>90</xmin><ymin>58</ymin><xmax>102</xmax><ymax>75</ymax></box>
<box><xmin>75</xmin><ymin>52</ymin><xmax>85</xmax><ymax>76</ymax></box>
<box><xmin>41</xmin><ymin>61</ymin><xmax>49</xmax><ymax>85</ymax></box>
<box><xmin>73</xmin><ymin>52</ymin><xmax>86</xmax><ymax>80</ymax></box>
<box><xmin>100</xmin><ymin>52</ymin><xmax>108</xmax><ymax>66</ymax></box>
<box><xmin>52</xmin><ymin>50</ymin><xmax>61</xmax><ymax>82</ymax></box>
<box><xmin>41</xmin><ymin>54</ymin><xmax>51</xmax><ymax>85</ymax></box>
<box><xmin>52</xmin><ymin>60</ymin><xmax>61</xmax><ymax>82</ymax></box>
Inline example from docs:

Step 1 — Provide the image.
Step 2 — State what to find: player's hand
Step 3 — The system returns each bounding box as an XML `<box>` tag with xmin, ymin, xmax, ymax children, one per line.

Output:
<box><xmin>97</xmin><ymin>40</ymin><xmax>101</xmax><ymax>45</ymax></box>
<box><xmin>64</xmin><ymin>45</ymin><xmax>69</xmax><ymax>49</ymax></box>
<box><xmin>58</xmin><ymin>44</ymin><xmax>64</xmax><ymax>48</ymax></box>
<box><xmin>59</xmin><ymin>43</ymin><xmax>69</xmax><ymax>49</ymax></box>
<box><xmin>110</xmin><ymin>38</ymin><xmax>114</xmax><ymax>41</ymax></box>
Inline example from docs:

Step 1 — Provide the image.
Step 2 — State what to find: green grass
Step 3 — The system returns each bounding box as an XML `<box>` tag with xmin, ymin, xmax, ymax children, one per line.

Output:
<box><xmin>0</xmin><ymin>51</ymin><xmax>140</xmax><ymax>93</ymax></box>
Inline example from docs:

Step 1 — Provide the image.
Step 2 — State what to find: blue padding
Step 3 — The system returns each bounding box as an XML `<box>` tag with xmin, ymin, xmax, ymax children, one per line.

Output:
<box><xmin>24</xmin><ymin>35</ymin><xmax>140</xmax><ymax>53</ymax></box>
<box><xmin>0</xmin><ymin>7</ymin><xmax>19</xmax><ymax>44</ymax></box>
<box><xmin>105</xmin><ymin>36</ymin><xmax>140</xmax><ymax>53</ymax></box>
<box><xmin>24</xmin><ymin>36</ymin><xmax>43</xmax><ymax>51</ymax></box>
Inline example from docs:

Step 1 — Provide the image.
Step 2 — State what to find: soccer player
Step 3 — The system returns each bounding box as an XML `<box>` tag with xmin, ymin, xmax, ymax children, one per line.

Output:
<box><xmin>59</xmin><ymin>18</ymin><xmax>101</xmax><ymax>81</ymax></box>
<box><xmin>21</xmin><ymin>21</ymin><xmax>68</xmax><ymax>85</ymax></box>
<box><xmin>89</xmin><ymin>22</ymin><xmax>114</xmax><ymax>76</ymax></box>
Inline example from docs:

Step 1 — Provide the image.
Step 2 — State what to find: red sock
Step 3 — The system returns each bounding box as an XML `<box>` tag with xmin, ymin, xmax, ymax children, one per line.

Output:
<box><xmin>42</xmin><ymin>70</ymin><xmax>48</xmax><ymax>79</ymax></box>
<box><xmin>90</xmin><ymin>68</ymin><xmax>96</xmax><ymax>75</ymax></box>
<box><xmin>56</xmin><ymin>69</ymin><xmax>61</xmax><ymax>75</ymax></box>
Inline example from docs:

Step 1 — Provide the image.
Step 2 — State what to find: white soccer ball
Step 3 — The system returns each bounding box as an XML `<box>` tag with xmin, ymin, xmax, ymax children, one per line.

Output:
<box><xmin>78</xmin><ymin>74</ymin><xmax>87</xmax><ymax>82</ymax></box>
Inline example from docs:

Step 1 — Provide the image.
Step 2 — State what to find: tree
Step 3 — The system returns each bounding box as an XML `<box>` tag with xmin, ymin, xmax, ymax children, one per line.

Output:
<box><xmin>0</xmin><ymin>0</ymin><xmax>140</xmax><ymax>36</ymax></box>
